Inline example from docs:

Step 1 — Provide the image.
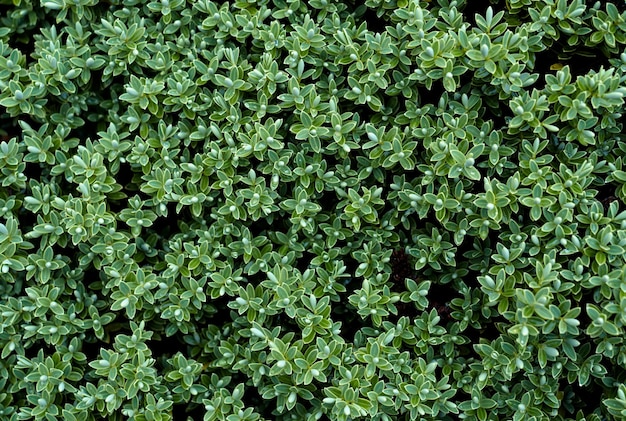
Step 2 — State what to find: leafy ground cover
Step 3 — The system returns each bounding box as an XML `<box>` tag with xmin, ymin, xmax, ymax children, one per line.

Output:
<box><xmin>2</xmin><ymin>0</ymin><xmax>626</xmax><ymax>420</ymax></box>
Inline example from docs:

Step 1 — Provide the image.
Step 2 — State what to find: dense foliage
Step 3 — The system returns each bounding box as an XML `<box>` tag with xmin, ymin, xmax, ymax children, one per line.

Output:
<box><xmin>2</xmin><ymin>0</ymin><xmax>626</xmax><ymax>420</ymax></box>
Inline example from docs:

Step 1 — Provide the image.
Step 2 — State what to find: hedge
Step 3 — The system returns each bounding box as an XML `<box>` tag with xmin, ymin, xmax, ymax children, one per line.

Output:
<box><xmin>2</xmin><ymin>0</ymin><xmax>626</xmax><ymax>420</ymax></box>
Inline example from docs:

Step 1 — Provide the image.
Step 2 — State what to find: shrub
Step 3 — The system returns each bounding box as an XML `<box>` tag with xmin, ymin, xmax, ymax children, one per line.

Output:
<box><xmin>1</xmin><ymin>0</ymin><xmax>626</xmax><ymax>420</ymax></box>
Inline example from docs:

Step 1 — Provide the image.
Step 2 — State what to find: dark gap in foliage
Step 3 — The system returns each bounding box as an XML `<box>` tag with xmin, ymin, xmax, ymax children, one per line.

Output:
<box><xmin>451</xmin><ymin>387</ymin><xmax>472</xmax><ymax>410</ymax></box>
<box><xmin>383</xmin><ymin>95</ymin><xmax>405</xmax><ymax>120</ymax></box>
<box><xmin>108</xmin><ymin>161</ymin><xmax>135</xmax><ymax>212</ymax></box>
<box><xmin>566</xmin><ymin>49</ymin><xmax>612</xmax><ymax>77</ymax></box>
<box><xmin>321</xmin><ymin>150</ymin><xmax>345</xmax><ymax>174</ymax></box>
<box><xmin>0</xmin><ymin>122</ymin><xmax>15</xmax><ymax>141</ymax></box>
<box><xmin>333</xmin><ymin>272</ymin><xmax>373</xmax><ymax>345</ymax></box>
<box><xmin>23</xmin><ymin>161</ymin><xmax>44</xmax><ymax>185</ymax></box>
<box><xmin>126</xmin><ymin>166</ymin><xmax>145</xmax><ymax>193</ymax></box>
<box><xmin>80</xmin><ymin>336</ymin><xmax>107</xmax><ymax>364</ymax></box>
<box><xmin>560</xmin><ymin>377</ymin><xmax>606</xmax><ymax>417</ymax></box>
<box><xmin>455</xmin><ymin>234</ymin><xmax>477</xmax><ymax>263</ymax></box>
<box><xmin>172</xmin><ymin>402</ymin><xmax>205</xmax><ymax>420</ymax></box>
<box><xmin>514</xmin><ymin>206</ymin><xmax>534</xmax><ymax>232</ymax></box>
<box><xmin>349</xmin><ymin>100</ymin><xmax>406</xmax><ymax>147</ymax></box>
<box><xmin>389</xmin><ymin>248</ymin><xmax>418</xmax><ymax>291</ymax></box>
<box><xmin>532</xmin><ymin>41</ymin><xmax>613</xmax><ymax>90</ymax></box>
<box><xmin>205</xmin><ymin>294</ymin><xmax>233</xmax><ymax>323</ymax></box>
<box><xmin>80</xmin><ymin>106</ymin><xmax>110</xmax><ymax>141</ymax></box>
<box><xmin>486</xmin><ymin>218</ymin><xmax>504</xmax><ymax>246</ymax></box>
<box><xmin>576</xmin><ymin>291</ymin><xmax>594</xmax><ymax>327</ymax></box>
<box><xmin>473</xmin><ymin>84</ymin><xmax>510</xmax><ymax>130</ymax></box>
<box><xmin>459</xmin><ymin>0</ymin><xmax>498</xmax><ymax>24</ymax></box>
<box><xmin>76</xmin><ymin>270</ymin><xmax>104</xmax><ymax>335</ymax></box>
<box><xmin>15</xmin><ymin>205</ymin><xmax>38</xmax><ymax>238</ymax></box>
<box><xmin>247</xmin><ymin>215</ymin><xmax>274</xmax><ymax>239</ymax></box>
<box><xmin>295</xmin><ymin>249</ymin><xmax>314</xmax><ymax>275</ymax></box>
<box><xmin>387</xmin><ymin>248</ymin><xmax>422</xmax><ymax>323</ymax></box>
<box><xmin>23</xmin><ymin>342</ymin><xmax>55</xmax><ymax>360</ymax></box>
<box><xmin>149</xmin><ymin>332</ymin><xmax>188</xmax><ymax>361</ymax></box>
<box><xmin>349</xmin><ymin>103</ymin><xmax>377</xmax><ymax>128</ymax></box>
<box><xmin>241</xmin><ymin>30</ymin><xmax>265</xmax><ymax>64</ymax></box>
<box><xmin>595</xmin><ymin>182</ymin><xmax>621</xmax><ymax>212</ymax></box>
<box><xmin>274</xmin><ymin>311</ymin><xmax>303</xmax><ymax>338</ymax></box>
<box><xmin>319</xmin><ymin>193</ymin><xmax>343</xmax><ymax>222</ymax></box>
<box><xmin>427</xmin><ymin>281</ymin><xmax>460</xmax><ymax>323</ymax></box>
<box><xmin>465</xmin><ymin>313</ymin><xmax>508</xmax><ymax>347</ymax></box>
<box><xmin>600</xmin><ymin>194</ymin><xmax>621</xmax><ymax>212</ymax></box>
<box><xmin>341</xmin><ymin>251</ymin><xmax>360</xmax><ymax>280</ymax></box>
<box><xmin>417</xmin><ymin>82</ymin><xmax>447</xmax><ymax>110</ymax></box>
<box><xmin>357</xmin><ymin>4</ymin><xmax>387</xmax><ymax>33</ymax></box>
<box><xmin>483</xmin><ymin>105</ymin><xmax>510</xmax><ymax>134</ymax></box>
<box><xmin>586</xmin><ymin>0</ymin><xmax>626</xmax><ymax>13</ymax></box>
<box><xmin>240</xmin><ymin>379</ymin><xmax>273</xmax><ymax>418</ymax></box>
<box><xmin>1</xmin><ymin>114</ymin><xmax>35</xmax><ymax>139</ymax></box>
<box><xmin>333</xmin><ymin>298</ymin><xmax>360</xmax><ymax>341</ymax></box>
<box><xmin>85</xmin><ymin>66</ymin><xmax>113</xmax><ymax>96</ymax></box>
<box><xmin>8</xmin><ymin>27</ymin><xmax>37</xmax><ymax>59</ymax></box>
<box><xmin>150</xmin><ymin>201</ymin><xmax>187</xmax><ymax>240</ymax></box>
<box><xmin>100</xmin><ymin>312</ymin><xmax>136</xmax><ymax>340</ymax></box>
<box><xmin>336</xmin><ymin>252</ymin><xmax>364</xmax><ymax>342</ymax></box>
